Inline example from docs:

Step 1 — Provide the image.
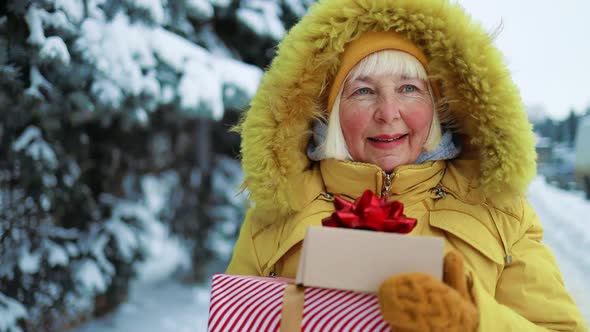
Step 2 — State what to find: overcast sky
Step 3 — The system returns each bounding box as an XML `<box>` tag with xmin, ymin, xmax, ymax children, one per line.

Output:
<box><xmin>455</xmin><ymin>0</ymin><xmax>590</xmax><ymax>120</ymax></box>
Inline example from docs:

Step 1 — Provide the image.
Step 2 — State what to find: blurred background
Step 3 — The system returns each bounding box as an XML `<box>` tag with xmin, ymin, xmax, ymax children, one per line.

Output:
<box><xmin>0</xmin><ymin>1</ymin><xmax>588</xmax><ymax>331</ymax></box>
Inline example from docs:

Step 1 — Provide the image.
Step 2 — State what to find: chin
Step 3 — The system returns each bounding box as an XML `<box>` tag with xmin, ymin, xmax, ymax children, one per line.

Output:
<box><xmin>376</xmin><ymin>156</ymin><xmax>414</xmax><ymax>173</ymax></box>
<box><xmin>378</xmin><ymin>162</ymin><xmax>402</xmax><ymax>173</ymax></box>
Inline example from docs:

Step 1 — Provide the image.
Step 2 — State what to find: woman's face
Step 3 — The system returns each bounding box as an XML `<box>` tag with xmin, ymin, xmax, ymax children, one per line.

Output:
<box><xmin>339</xmin><ymin>73</ymin><xmax>434</xmax><ymax>173</ymax></box>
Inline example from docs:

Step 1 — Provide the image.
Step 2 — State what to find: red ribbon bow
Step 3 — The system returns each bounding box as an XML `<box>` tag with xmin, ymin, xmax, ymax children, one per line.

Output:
<box><xmin>322</xmin><ymin>190</ymin><xmax>417</xmax><ymax>234</ymax></box>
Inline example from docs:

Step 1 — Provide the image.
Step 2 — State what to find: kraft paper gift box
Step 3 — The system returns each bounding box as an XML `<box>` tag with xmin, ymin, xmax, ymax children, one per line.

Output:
<box><xmin>296</xmin><ymin>226</ymin><xmax>444</xmax><ymax>293</ymax></box>
<box><xmin>208</xmin><ymin>226</ymin><xmax>443</xmax><ymax>332</ymax></box>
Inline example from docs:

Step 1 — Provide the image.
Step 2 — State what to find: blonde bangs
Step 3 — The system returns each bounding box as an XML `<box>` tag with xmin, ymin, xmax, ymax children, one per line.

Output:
<box><xmin>347</xmin><ymin>50</ymin><xmax>429</xmax><ymax>83</ymax></box>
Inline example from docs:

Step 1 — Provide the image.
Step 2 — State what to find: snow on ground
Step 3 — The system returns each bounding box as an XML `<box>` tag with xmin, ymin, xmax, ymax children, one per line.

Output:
<box><xmin>527</xmin><ymin>177</ymin><xmax>590</xmax><ymax>322</ymax></box>
<box><xmin>69</xmin><ymin>280</ymin><xmax>211</xmax><ymax>332</ymax></box>
<box><xmin>69</xmin><ymin>177</ymin><xmax>590</xmax><ymax>331</ymax></box>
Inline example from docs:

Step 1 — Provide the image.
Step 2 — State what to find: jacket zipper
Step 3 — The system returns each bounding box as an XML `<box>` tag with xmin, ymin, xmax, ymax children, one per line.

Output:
<box><xmin>382</xmin><ymin>172</ymin><xmax>393</xmax><ymax>198</ymax></box>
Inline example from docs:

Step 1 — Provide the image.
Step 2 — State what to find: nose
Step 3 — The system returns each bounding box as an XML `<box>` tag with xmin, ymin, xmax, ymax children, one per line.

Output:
<box><xmin>374</xmin><ymin>96</ymin><xmax>401</xmax><ymax>123</ymax></box>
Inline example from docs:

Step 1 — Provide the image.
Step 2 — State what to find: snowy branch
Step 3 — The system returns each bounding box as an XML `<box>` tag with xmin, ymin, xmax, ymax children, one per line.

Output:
<box><xmin>237</xmin><ymin>1</ymin><xmax>286</xmax><ymax>41</ymax></box>
<box><xmin>12</xmin><ymin>125</ymin><xmax>58</xmax><ymax>170</ymax></box>
<box><xmin>0</xmin><ymin>293</ymin><xmax>27</xmax><ymax>332</ymax></box>
<box><xmin>185</xmin><ymin>0</ymin><xmax>214</xmax><ymax>21</ymax></box>
<box><xmin>25</xmin><ymin>66</ymin><xmax>53</xmax><ymax>101</ymax></box>
<box><xmin>40</xmin><ymin>36</ymin><xmax>71</xmax><ymax>64</ymax></box>
<box><xmin>25</xmin><ymin>5</ymin><xmax>46</xmax><ymax>46</ymax></box>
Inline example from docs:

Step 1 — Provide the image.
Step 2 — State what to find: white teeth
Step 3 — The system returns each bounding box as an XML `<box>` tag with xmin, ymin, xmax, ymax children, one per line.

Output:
<box><xmin>371</xmin><ymin>135</ymin><xmax>404</xmax><ymax>142</ymax></box>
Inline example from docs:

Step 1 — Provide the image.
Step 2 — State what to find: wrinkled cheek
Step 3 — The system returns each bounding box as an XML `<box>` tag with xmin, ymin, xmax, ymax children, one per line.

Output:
<box><xmin>341</xmin><ymin>112</ymin><xmax>368</xmax><ymax>141</ymax></box>
<box><xmin>340</xmin><ymin>110</ymin><xmax>370</xmax><ymax>156</ymax></box>
<box><xmin>402</xmin><ymin>109</ymin><xmax>432</xmax><ymax>138</ymax></box>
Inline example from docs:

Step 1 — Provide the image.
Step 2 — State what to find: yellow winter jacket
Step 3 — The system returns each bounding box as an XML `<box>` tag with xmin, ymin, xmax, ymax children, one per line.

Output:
<box><xmin>227</xmin><ymin>0</ymin><xmax>588</xmax><ymax>330</ymax></box>
<box><xmin>228</xmin><ymin>159</ymin><xmax>587</xmax><ymax>330</ymax></box>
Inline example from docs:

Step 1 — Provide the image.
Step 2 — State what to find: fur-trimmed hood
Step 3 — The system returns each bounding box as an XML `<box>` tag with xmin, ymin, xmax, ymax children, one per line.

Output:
<box><xmin>239</xmin><ymin>0</ymin><xmax>536</xmax><ymax>219</ymax></box>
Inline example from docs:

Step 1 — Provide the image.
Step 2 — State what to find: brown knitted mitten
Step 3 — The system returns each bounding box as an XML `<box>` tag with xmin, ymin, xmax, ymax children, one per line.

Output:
<box><xmin>377</xmin><ymin>250</ymin><xmax>479</xmax><ymax>332</ymax></box>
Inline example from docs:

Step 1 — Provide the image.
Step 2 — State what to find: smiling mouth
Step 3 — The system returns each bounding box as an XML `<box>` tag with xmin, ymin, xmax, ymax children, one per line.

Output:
<box><xmin>368</xmin><ymin>134</ymin><xmax>408</xmax><ymax>142</ymax></box>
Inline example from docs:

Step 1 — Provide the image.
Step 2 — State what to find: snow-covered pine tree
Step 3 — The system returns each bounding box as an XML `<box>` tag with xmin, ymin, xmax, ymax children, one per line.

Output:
<box><xmin>160</xmin><ymin>0</ymin><xmax>314</xmax><ymax>281</ymax></box>
<box><xmin>0</xmin><ymin>0</ymin><xmax>312</xmax><ymax>331</ymax></box>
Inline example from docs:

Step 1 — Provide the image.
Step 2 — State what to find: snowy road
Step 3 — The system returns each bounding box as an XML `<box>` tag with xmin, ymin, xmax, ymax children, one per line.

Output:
<box><xmin>527</xmin><ymin>178</ymin><xmax>590</xmax><ymax>321</ymax></box>
<box><xmin>69</xmin><ymin>177</ymin><xmax>590</xmax><ymax>331</ymax></box>
<box><xmin>70</xmin><ymin>280</ymin><xmax>211</xmax><ymax>332</ymax></box>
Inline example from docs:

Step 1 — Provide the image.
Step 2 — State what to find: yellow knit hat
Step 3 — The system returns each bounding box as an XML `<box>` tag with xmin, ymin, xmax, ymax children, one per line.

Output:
<box><xmin>327</xmin><ymin>31</ymin><xmax>436</xmax><ymax>112</ymax></box>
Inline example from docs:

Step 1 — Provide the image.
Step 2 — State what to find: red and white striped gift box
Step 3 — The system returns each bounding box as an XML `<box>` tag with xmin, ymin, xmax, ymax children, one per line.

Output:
<box><xmin>208</xmin><ymin>274</ymin><xmax>390</xmax><ymax>332</ymax></box>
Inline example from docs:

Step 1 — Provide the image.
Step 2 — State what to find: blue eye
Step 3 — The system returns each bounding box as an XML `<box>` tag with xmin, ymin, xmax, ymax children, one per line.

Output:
<box><xmin>355</xmin><ymin>87</ymin><xmax>371</xmax><ymax>95</ymax></box>
<box><xmin>402</xmin><ymin>85</ymin><xmax>418</xmax><ymax>93</ymax></box>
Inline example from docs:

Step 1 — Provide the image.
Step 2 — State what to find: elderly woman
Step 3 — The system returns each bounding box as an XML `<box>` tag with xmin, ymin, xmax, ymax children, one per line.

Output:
<box><xmin>226</xmin><ymin>0</ymin><xmax>587</xmax><ymax>330</ymax></box>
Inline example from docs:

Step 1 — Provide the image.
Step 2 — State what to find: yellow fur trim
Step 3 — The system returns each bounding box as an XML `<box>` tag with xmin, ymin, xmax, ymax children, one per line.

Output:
<box><xmin>239</xmin><ymin>0</ymin><xmax>536</xmax><ymax>219</ymax></box>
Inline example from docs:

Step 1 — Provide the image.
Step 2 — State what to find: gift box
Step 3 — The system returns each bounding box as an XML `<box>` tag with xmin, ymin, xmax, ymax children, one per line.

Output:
<box><xmin>296</xmin><ymin>226</ymin><xmax>444</xmax><ymax>293</ymax></box>
<box><xmin>207</xmin><ymin>274</ymin><xmax>391</xmax><ymax>332</ymax></box>
<box><xmin>208</xmin><ymin>225</ymin><xmax>443</xmax><ymax>332</ymax></box>
<box><xmin>208</xmin><ymin>192</ymin><xmax>444</xmax><ymax>331</ymax></box>
<box><xmin>299</xmin><ymin>190</ymin><xmax>444</xmax><ymax>293</ymax></box>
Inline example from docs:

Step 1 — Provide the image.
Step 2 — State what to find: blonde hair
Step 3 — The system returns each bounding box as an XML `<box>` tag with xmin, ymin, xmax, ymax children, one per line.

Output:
<box><xmin>320</xmin><ymin>50</ymin><xmax>442</xmax><ymax>160</ymax></box>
